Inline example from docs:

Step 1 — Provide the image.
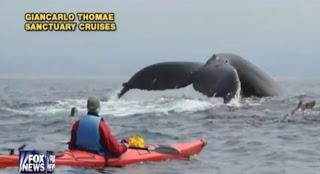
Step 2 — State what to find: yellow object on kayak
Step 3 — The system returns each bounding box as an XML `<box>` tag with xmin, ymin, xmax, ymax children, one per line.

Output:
<box><xmin>128</xmin><ymin>135</ymin><xmax>145</xmax><ymax>148</ymax></box>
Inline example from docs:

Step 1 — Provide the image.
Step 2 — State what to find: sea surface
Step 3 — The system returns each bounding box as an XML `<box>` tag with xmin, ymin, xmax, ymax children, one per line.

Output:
<box><xmin>0</xmin><ymin>77</ymin><xmax>320</xmax><ymax>174</ymax></box>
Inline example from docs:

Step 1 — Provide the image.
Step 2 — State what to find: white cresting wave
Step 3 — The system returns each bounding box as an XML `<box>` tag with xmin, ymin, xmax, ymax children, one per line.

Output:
<box><xmin>1</xmin><ymin>98</ymin><xmax>217</xmax><ymax>117</ymax></box>
<box><xmin>1</xmin><ymin>85</ymin><xmax>262</xmax><ymax>117</ymax></box>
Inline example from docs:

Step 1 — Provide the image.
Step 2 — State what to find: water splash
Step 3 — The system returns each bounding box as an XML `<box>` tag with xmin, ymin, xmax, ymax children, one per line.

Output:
<box><xmin>0</xmin><ymin>83</ymin><xmax>242</xmax><ymax>117</ymax></box>
<box><xmin>228</xmin><ymin>69</ymin><xmax>242</xmax><ymax>107</ymax></box>
<box><xmin>1</xmin><ymin>96</ymin><xmax>218</xmax><ymax>118</ymax></box>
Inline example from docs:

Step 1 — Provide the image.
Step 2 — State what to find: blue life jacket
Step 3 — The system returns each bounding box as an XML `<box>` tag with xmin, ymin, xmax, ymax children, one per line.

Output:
<box><xmin>75</xmin><ymin>114</ymin><xmax>110</xmax><ymax>156</ymax></box>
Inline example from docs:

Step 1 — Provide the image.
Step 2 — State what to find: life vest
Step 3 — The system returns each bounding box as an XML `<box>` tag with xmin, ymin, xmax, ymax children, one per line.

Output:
<box><xmin>75</xmin><ymin>114</ymin><xmax>109</xmax><ymax>156</ymax></box>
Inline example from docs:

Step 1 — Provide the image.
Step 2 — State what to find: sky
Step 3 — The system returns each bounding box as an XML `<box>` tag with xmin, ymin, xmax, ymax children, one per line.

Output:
<box><xmin>0</xmin><ymin>0</ymin><xmax>320</xmax><ymax>78</ymax></box>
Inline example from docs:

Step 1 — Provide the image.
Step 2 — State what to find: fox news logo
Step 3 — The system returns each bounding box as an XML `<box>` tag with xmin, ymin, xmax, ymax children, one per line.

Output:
<box><xmin>19</xmin><ymin>150</ymin><xmax>55</xmax><ymax>174</ymax></box>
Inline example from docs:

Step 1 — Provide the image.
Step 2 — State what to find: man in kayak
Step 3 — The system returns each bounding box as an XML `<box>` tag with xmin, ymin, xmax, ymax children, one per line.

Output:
<box><xmin>70</xmin><ymin>107</ymin><xmax>78</xmax><ymax>117</ymax></box>
<box><xmin>290</xmin><ymin>99</ymin><xmax>316</xmax><ymax>116</ymax></box>
<box><xmin>68</xmin><ymin>96</ymin><xmax>128</xmax><ymax>157</ymax></box>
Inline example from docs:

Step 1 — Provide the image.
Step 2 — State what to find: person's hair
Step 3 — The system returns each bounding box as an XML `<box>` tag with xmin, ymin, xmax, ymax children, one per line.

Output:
<box><xmin>70</xmin><ymin>107</ymin><xmax>78</xmax><ymax>117</ymax></box>
<box><xmin>88</xmin><ymin>107</ymin><xmax>100</xmax><ymax>114</ymax></box>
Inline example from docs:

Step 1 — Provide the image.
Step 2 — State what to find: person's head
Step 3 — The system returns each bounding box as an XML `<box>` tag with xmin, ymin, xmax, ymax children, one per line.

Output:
<box><xmin>70</xmin><ymin>107</ymin><xmax>78</xmax><ymax>117</ymax></box>
<box><xmin>305</xmin><ymin>100</ymin><xmax>316</xmax><ymax>109</ymax></box>
<box><xmin>87</xmin><ymin>96</ymin><xmax>101</xmax><ymax>114</ymax></box>
<box><xmin>297</xmin><ymin>100</ymin><xmax>303</xmax><ymax>108</ymax></box>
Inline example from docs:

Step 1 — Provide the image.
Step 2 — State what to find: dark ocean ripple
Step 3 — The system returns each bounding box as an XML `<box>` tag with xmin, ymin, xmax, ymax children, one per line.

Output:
<box><xmin>0</xmin><ymin>78</ymin><xmax>320</xmax><ymax>174</ymax></box>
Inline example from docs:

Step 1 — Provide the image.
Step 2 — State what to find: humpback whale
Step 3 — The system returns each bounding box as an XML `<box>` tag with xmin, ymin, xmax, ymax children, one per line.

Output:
<box><xmin>118</xmin><ymin>53</ymin><xmax>281</xmax><ymax>103</ymax></box>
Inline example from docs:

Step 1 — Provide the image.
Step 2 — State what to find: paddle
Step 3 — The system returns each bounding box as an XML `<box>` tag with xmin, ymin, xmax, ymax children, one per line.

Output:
<box><xmin>129</xmin><ymin>145</ymin><xmax>180</xmax><ymax>155</ymax></box>
<box><xmin>60</xmin><ymin>138</ymin><xmax>180</xmax><ymax>155</ymax></box>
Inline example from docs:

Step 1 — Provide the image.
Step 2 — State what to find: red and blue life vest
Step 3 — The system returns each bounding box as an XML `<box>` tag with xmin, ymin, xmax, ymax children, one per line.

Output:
<box><xmin>75</xmin><ymin>114</ymin><xmax>110</xmax><ymax>156</ymax></box>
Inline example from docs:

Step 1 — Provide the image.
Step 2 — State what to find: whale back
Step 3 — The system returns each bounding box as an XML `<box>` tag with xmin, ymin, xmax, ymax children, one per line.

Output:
<box><xmin>215</xmin><ymin>53</ymin><xmax>281</xmax><ymax>97</ymax></box>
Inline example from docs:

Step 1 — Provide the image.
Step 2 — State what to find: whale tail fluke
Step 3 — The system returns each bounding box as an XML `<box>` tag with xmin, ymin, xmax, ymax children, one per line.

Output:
<box><xmin>117</xmin><ymin>62</ymin><xmax>203</xmax><ymax>98</ymax></box>
<box><xmin>116</xmin><ymin>53</ymin><xmax>280</xmax><ymax>102</ymax></box>
<box><xmin>191</xmin><ymin>62</ymin><xmax>240</xmax><ymax>103</ymax></box>
<box><xmin>118</xmin><ymin>83</ymin><xmax>130</xmax><ymax>98</ymax></box>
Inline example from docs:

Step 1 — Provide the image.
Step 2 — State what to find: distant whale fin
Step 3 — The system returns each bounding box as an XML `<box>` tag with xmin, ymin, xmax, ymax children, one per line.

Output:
<box><xmin>118</xmin><ymin>62</ymin><xmax>203</xmax><ymax>98</ymax></box>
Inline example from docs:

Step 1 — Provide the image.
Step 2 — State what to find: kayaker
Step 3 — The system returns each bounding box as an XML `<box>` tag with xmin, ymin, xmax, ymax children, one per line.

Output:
<box><xmin>68</xmin><ymin>96</ymin><xmax>128</xmax><ymax>157</ymax></box>
<box><xmin>290</xmin><ymin>99</ymin><xmax>316</xmax><ymax>116</ymax></box>
<box><xmin>70</xmin><ymin>107</ymin><xmax>78</xmax><ymax>117</ymax></box>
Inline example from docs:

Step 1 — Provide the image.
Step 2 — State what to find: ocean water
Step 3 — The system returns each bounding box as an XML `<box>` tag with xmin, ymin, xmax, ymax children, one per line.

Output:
<box><xmin>0</xmin><ymin>78</ymin><xmax>320</xmax><ymax>174</ymax></box>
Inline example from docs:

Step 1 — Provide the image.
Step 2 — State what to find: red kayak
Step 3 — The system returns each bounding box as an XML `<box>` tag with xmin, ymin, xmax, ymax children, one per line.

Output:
<box><xmin>0</xmin><ymin>139</ymin><xmax>206</xmax><ymax>168</ymax></box>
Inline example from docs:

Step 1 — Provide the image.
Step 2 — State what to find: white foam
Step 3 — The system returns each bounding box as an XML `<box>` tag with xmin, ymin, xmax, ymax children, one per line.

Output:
<box><xmin>227</xmin><ymin>69</ymin><xmax>242</xmax><ymax>107</ymax></box>
<box><xmin>1</xmin><ymin>87</ymin><xmax>224</xmax><ymax>117</ymax></box>
<box><xmin>101</xmin><ymin>85</ymin><xmax>223</xmax><ymax>116</ymax></box>
<box><xmin>4</xmin><ymin>84</ymin><xmax>258</xmax><ymax>117</ymax></box>
<box><xmin>102</xmin><ymin>97</ymin><xmax>218</xmax><ymax>117</ymax></box>
<box><xmin>0</xmin><ymin>99</ymin><xmax>85</xmax><ymax>117</ymax></box>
